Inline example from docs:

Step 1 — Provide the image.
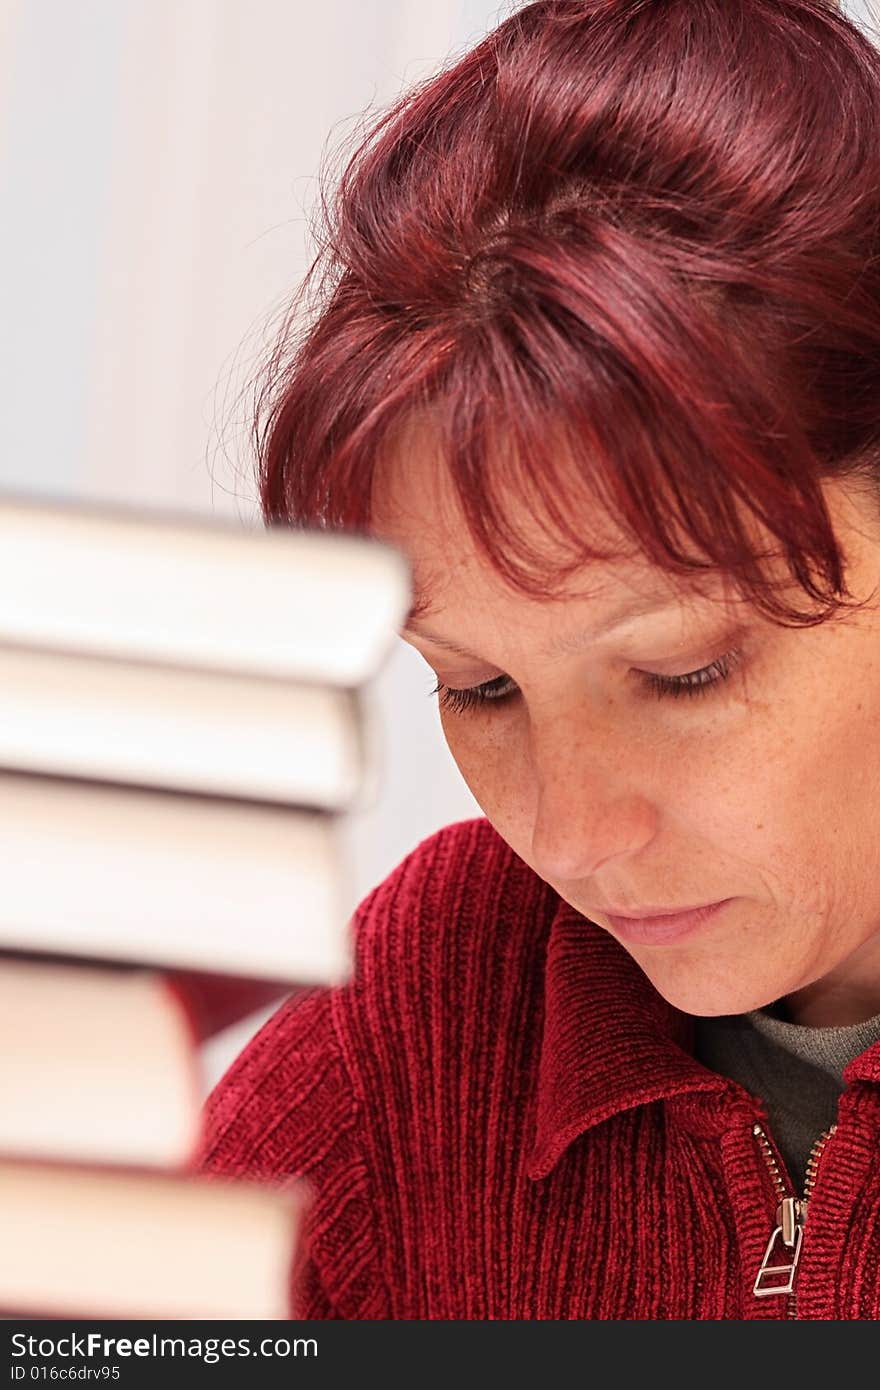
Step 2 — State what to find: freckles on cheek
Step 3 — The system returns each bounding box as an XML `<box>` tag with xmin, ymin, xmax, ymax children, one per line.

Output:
<box><xmin>442</xmin><ymin>718</ymin><xmax>524</xmax><ymax>814</ymax></box>
<box><xmin>724</xmin><ymin>690</ymin><xmax>860</xmax><ymax>912</ymax></box>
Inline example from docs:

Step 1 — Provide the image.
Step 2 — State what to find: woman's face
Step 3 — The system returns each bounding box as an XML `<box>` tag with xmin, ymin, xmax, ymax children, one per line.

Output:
<box><xmin>371</xmin><ymin>438</ymin><xmax>880</xmax><ymax>1026</ymax></box>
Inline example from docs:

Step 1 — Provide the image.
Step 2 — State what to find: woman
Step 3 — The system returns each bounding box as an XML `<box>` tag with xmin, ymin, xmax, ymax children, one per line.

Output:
<box><xmin>198</xmin><ymin>0</ymin><xmax>880</xmax><ymax>1318</ymax></box>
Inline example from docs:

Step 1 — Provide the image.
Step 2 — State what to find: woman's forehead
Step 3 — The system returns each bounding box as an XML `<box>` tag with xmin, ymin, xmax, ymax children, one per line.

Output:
<box><xmin>372</xmin><ymin>413</ymin><xmax>880</xmax><ymax>637</ymax></box>
<box><xmin>371</xmin><ymin>418</ymin><xmax>630</xmax><ymax>566</ymax></box>
<box><xmin>371</xmin><ymin>425</ymin><xmax>744</xmax><ymax>623</ymax></box>
<box><xmin>400</xmin><ymin>544</ymin><xmax>742</xmax><ymax>636</ymax></box>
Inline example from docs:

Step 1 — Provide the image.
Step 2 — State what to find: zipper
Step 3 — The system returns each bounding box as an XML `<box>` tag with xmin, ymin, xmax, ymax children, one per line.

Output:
<box><xmin>751</xmin><ymin>1121</ymin><xmax>837</xmax><ymax>1317</ymax></box>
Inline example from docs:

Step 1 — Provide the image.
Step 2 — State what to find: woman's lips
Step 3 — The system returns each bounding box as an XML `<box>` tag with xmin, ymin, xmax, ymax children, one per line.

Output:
<box><xmin>603</xmin><ymin>899</ymin><xmax>732</xmax><ymax>945</ymax></box>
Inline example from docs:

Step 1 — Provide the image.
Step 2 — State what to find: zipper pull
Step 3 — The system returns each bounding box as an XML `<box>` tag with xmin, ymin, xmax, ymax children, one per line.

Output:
<box><xmin>752</xmin><ymin>1197</ymin><xmax>805</xmax><ymax>1297</ymax></box>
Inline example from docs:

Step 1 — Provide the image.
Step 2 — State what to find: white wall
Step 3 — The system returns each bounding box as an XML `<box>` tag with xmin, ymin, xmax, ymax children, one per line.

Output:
<box><xmin>849</xmin><ymin>0</ymin><xmax>878</xmax><ymax>30</ymax></box>
<box><xmin>0</xmin><ymin>0</ymin><xmax>501</xmax><ymax>1089</ymax></box>
<box><xmin>0</xmin><ymin>0</ymin><xmax>503</xmax><ymax>858</ymax></box>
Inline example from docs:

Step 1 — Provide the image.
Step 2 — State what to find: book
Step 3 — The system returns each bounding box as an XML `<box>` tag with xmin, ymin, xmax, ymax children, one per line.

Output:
<box><xmin>0</xmin><ymin>1157</ymin><xmax>303</xmax><ymax>1319</ymax></box>
<box><xmin>0</xmin><ymin>639</ymin><xmax>377</xmax><ymax>809</ymax></box>
<box><xmin>0</xmin><ymin>769</ymin><xmax>352</xmax><ymax>983</ymax></box>
<box><xmin>0</xmin><ymin>954</ymin><xmax>289</xmax><ymax>1168</ymax></box>
<box><xmin>0</xmin><ymin>490</ymin><xmax>411</xmax><ymax>684</ymax></box>
<box><xmin>0</xmin><ymin>492</ymin><xmax>410</xmax><ymax>1323</ymax></box>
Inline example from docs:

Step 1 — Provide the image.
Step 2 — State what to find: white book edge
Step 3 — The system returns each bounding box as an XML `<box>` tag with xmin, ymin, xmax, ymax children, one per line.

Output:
<box><xmin>0</xmin><ymin>957</ymin><xmax>200</xmax><ymax>1169</ymax></box>
<box><xmin>0</xmin><ymin>1159</ymin><xmax>302</xmax><ymax>1320</ymax></box>
<box><xmin>0</xmin><ymin>642</ymin><xmax>367</xmax><ymax>809</ymax></box>
<box><xmin>0</xmin><ymin>771</ymin><xmax>353</xmax><ymax>984</ymax></box>
<box><xmin>0</xmin><ymin>491</ymin><xmax>412</xmax><ymax>683</ymax></box>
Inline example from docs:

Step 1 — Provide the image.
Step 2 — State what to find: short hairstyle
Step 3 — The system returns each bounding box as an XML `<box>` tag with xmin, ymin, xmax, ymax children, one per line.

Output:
<box><xmin>253</xmin><ymin>0</ymin><xmax>880</xmax><ymax>627</ymax></box>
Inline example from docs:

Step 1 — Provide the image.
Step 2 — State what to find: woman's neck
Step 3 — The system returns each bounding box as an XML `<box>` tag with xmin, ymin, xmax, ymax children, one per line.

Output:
<box><xmin>778</xmin><ymin>926</ymin><xmax>880</xmax><ymax>1027</ymax></box>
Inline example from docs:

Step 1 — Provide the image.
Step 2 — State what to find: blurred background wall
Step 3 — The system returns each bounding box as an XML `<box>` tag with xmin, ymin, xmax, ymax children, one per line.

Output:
<box><xmin>0</xmin><ymin>0</ymin><xmax>505</xmax><ymax>1082</ymax></box>
<box><xmin>1</xmin><ymin>0</ymin><xmax>875</xmax><ymax>1086</ymax></box>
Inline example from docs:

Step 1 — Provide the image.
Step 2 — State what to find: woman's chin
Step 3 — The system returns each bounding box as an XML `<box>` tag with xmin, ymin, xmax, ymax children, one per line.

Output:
<box><xmin>636</xmin><ymin>962</ymin><xmax>790</xmax><ymax>1020</ymax></box>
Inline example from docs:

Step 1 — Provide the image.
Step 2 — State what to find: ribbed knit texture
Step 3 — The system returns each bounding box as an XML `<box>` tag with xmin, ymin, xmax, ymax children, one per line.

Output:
<box><xmin>693</xmin><ymin>1005</ymin><xmax>880</xmax><ymax>1192</ymax></box>
<box><xmin>196</xmin><ymin>817</ymin><xmax>880</xmax><ymax>1319</ymax></box>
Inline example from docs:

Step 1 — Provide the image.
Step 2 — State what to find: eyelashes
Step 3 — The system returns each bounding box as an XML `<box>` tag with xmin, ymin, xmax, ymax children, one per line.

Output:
<box><xmin>428</xmin><ymin>674</ymin><xmax>513</xmax><ymax>715</ymax></box>
<box><xmin>429</xmin><ymin>648</ymin><xmax>743</xmax><ymax>715</ymax></box>
<box><xmin>641</xmin><ymin>649</ymin><xmax>742</xmax><ymax>700</ymax></box>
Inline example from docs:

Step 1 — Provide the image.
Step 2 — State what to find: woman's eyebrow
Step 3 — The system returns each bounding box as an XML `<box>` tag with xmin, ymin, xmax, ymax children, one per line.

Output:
<box><xmin>403</xmin><ymin>593</ymin><xmax>685</xmax><ymax>660</ymax></box>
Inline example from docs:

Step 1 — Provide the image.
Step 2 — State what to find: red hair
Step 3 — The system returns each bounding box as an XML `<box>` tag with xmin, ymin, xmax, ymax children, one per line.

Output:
<box><xmin>254</xmin><ymin>0</ymin><xmax>880</xmax><ymax>627</ymax></box>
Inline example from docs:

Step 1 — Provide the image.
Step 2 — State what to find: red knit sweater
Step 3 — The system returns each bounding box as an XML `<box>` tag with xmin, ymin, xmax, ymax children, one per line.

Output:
<box><xmin>196</xmin><ymin>816</ymin><xmax>880</xmax><ymax>1319</ymax></box>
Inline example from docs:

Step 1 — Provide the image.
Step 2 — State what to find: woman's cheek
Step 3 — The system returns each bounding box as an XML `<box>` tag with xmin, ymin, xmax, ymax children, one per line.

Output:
<box><xmin>441</xmin><ymin>709</ymin><xmax>530</xmax><ymax>822</ymax></box>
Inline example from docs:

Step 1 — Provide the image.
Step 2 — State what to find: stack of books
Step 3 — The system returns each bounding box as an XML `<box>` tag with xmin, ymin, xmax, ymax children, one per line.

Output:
<box><xmin>0</xmin><ymin>492</ymin><xmax>410</xmax><ymax>1319</ymax></box>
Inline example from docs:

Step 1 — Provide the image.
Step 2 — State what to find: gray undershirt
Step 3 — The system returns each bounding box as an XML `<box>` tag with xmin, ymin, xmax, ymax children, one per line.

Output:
<box><xmin>692</xmin><ymin>1001</ymin><xmax>880</xmax><ymax>1190</ymax></box>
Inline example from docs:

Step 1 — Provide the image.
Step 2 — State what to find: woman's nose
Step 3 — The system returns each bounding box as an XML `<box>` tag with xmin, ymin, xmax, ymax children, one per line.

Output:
<box><xmin>527</xmin><ymin>716</ymin><xmax>659</xmax><ymax>882</ymax></box>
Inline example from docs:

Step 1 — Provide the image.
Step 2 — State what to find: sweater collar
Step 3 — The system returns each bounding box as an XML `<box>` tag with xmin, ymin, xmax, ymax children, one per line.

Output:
<box><xmin>525</xmin><ymin>897</ymin><xmax>734</xmax><ymax>1181</ymax></box>
<box><xmin>526</xmin><ymin>895</ymin><xmax>880</xmax><ymax>1180</ymax></box>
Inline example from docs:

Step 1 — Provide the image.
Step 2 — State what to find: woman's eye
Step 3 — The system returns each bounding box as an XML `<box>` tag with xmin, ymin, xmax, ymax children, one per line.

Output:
<box><xmin>429</xmin><ymin>648</ymin><xmax>743</xmax><ymax>714</ymax></box>
<box><xmin>639</xmin><ymin>648</ymin><xmax>743</xmax><ymax>700</ymax></box>
<box><xmin>429</xmin><ymin>673</ymin><xmax>517</xmax><ymax>715</ymax></box>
